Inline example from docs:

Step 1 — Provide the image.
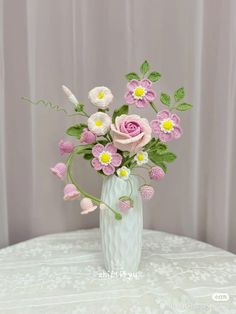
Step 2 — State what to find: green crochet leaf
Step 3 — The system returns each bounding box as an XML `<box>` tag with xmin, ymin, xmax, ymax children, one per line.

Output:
<box><xmin>174</xmin><ymin>87</ymin><xmax>185</xmax><ymax>102</ymax></box>
<box><xmin>160</xmin><ymin>93</ymin><xmax>171</xmax><ymax>106</ymax></box>
<box><xmin>125</xmin><ymin>72</ymin><xmax>140</xmax><ymax>81</ymax></box>
<box><xmin>66</xmin><ymin>124</ymin><xmax>87</xmax><ymax>139</ymax></box>
<box><xmin>140</xmin><ymin>60</ymin><xmax>150</xmax><ymax>75</ymax></box>
<box><xmin>176</xmin><ymin>103</ymin><xmax>192</xmax><ymax>111</ymax></box>
<box><xmin>83</xmin><ymin>153</ymin><xmax>93</xmax><ymax>160</ymax></box>
<box><xmin>112</xmin><ymin>104</ymin><xmax>129</xmax><ymax>123</ymax></box>
<box><xmin>148</xmin><ymin>71</ymin><xmax>161</xmax><ymax>82</ymax></box>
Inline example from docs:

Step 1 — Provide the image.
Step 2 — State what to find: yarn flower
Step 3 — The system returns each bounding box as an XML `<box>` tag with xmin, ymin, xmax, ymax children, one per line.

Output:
<box><xmin>58</xmin><ymin>139</ymin><xmax>75</xmax><ymax>155</ymax></box>
<box><xmin>50</xmin><ymin>162</ymin><xmax>66</xmax><ymax>179</ymax></box>
<box><xmin>87</xmin><ymin>112</ymin><xmax>112</xmax><ymax>136</ymax></box>
<box><xmin>80</xmin><ymin>198</ymin><xmax>97</xmax><ymax>214</ymax></box>
<box><xmin>118</xmin><ymin>196</ymin><xmax>133</xmax><ymax>214</ymax></box>
<box><xmin>88</xmin><ymin>86</ymin><xmax>114</xmax><ymax>109</ymax></box>
<box><xmin>117</xmin><ymin>166</ymin><xmax>130</xmax><ymax>180</ymax></box>
<box><xmin>134</xmin><ymin>151</ymin><xmax>148</xmax><ymax>166</ymax></box>
<box><xmin>63</xmin><ymin>184</ymin><xmax>80</xmax><ymax>200</ymax></box>
<box><xmin>91</xmin><ymin>143</ymin><xmax>122</xmax><ymax>175</ymax></box>
<box><xmin>149</xmin><ymin>166</ymin><xmax>165</xmax><ymax>181</ymax></box>
<box><xmin>125</xmin><ymin>79</ymin><xmax>156</xmax><ymax>108</ymax></box>
<box><xmin>139</xmin><ymin>185</ymin><xmax>155</xmax><ymax>200</ymax></box>
<box><xmin>80</xmin><ymin>128</ymin><xmax>97</xmax><ymax>144</ymax></box>
<box><xmin>150</xmin><ymin>109</ymin><xmax>182</xmax><ymax>142</ymax></box>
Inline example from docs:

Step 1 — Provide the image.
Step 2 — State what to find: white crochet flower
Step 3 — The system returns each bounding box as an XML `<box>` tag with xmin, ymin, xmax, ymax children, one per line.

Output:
<box><xmin>87</xmin><ymin>112</ymin><xmax>112</xmax><ymax>136</ymax></box>
<box><xmin>134</xmin><ymin>151</ymin><xmax>148</xmax><ymax>166</ymax></box>
<box><xmin>117</xmin><ymin>166</ymin><xmax>131</xmax><ymax>180</ymax></box>
<box><xmin>88</xmin><ymin>86</ymin><xmax>113</xmax><ymax>109</ymax></box>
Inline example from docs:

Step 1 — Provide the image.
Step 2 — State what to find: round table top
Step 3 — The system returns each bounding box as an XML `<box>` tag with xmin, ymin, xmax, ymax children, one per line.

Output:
<box><xmin>0</xmin><ymin>228</ymin><xmax>236</xmax><ymax>314</ymax></box>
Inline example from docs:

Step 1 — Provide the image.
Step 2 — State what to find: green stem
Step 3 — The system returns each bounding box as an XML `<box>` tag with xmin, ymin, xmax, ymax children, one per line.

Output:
<box><xmin>66</xmin><ymin>152</ymin><xmax>122</xmax><ymax>220</ymax></box>
<box><xmin>131</xmin><ymin>173</ymin><xmax>147</xmax><ymax>185</ymax></box>
<box><xmin>149</xmin><ymin>101</ymin><xmax>158</xmax><ymax>113</ymax></box>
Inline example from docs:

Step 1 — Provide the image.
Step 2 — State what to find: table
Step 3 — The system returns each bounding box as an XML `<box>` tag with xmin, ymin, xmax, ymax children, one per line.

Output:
<box><xmin>0</xmin><ymin>228</ymin><xmax>236</xmax><ymax>313</ymax></box>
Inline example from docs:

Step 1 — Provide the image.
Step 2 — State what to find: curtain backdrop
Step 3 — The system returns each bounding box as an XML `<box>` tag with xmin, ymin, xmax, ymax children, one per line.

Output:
<box><xmin>0</xmin><ymin>0</ymin><xmax>236</xmax><ymax>252</ymax></box>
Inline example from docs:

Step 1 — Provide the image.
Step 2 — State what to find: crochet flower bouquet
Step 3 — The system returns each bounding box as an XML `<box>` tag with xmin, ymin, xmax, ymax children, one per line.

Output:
<box><xmin>29</xmin><ymin>60</ymin><xmax>192</xmax><ymax>272</ymax></box>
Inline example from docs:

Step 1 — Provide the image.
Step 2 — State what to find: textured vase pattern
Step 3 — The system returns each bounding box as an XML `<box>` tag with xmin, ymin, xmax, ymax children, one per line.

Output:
<box><xmin>100</xmin><ymin>175</ymin><xmax>143</xmax><ymax>273</ymax></box>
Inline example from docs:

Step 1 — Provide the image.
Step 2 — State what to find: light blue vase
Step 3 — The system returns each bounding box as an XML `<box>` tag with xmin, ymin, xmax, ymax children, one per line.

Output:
<box><xmin>100</xmin><ymin>175</ymin><xmax>143</xmax><ymax>273</ymax></box>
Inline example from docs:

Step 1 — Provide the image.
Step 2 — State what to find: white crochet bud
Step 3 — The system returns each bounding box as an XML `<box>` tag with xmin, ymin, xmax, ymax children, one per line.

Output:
<box><xmin>62</xmin><ymin>85</ymin><xmax>78</xmax><ymax>106</ymax></box>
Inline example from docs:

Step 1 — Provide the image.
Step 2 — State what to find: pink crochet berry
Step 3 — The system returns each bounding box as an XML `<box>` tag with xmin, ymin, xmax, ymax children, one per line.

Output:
<box><xmin>63</xmin><ymin>184</ymin><xmax>80</xmax><ymax>200</ymax></box>
<box><xmin>149</xmin><ymin>166</ymin><xmax>165</xmax><ymax>180</ymax></box>
<box><xmin>50</xmin><ymin>162</ymin><xmax>66</xmax><ymax>179</ymax></box>
<box><xmin>118</xmin><ymin>197</ymin><xmax>133</xmax><ymax>214</ymax></box>
<box><xmin>139</xmin><ymin>185</ymin><xmax>155</xmax><ymax>200</ymax></box>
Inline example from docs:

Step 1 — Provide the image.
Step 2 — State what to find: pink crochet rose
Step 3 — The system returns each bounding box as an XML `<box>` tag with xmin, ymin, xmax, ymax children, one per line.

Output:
<box><xmin>150</xmin><ymin>109</ymin><xmax>182</xmax><ymax>142</ymax></box>
<box><xmin>58</xmin><ymin>140</ymin><xmax>75</xmax><ymax>155</ymax></box>
<box><xmin>80</xmin><ymin>128</ymin><xmax>97</xmax><ymax>144</ymax></box>
<box><xmin>125</xmin><ymin>79</ymin><xmax>156</xmax><ymax>108</ymax></box>
<box><xmin>91</xmin><ymin>143</ymin><xmax>122</xmax><ymax>175</ymax></box>
<box><xmin>111</xmin><ymin>114</ymin><xmax>152</xmax><ymax>152</ymax></box>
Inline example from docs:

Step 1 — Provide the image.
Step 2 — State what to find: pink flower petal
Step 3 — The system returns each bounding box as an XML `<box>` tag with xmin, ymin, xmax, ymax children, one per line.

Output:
<box><xmin>159</xmin><ymin>131</ymin><xmax>173</xmax><ymax>142</ymax></box>
<box><xmin>127</xmin><ymin>79</ymin><xmax>139</xmax><ymax>91</ymax></box>
<box><xmin>173</xmin><ymin>126</ymin><xmax>183</xmax><ymax>139</ymax></box>
<box><xmin>111</xmin><ymin>153</ymin><xmax>122</xmax><ymax>167</ymax></box>
<box><xmin>92</xmin><ymin>144</ymin><xmax>104</xmax><ymax>157</ymax></box>
<box><xmin>105</xmin><ymin>143</ymin><xmax>117</xmax><ymax>154</ymax></box>
<box><xmin>135</xmin><ymin>99</ymin><xmax>147</xmax><ymax>108</ymax></box>
<box><xmin>140</xmin><ymin>79</ymin><xmax>152</xmax><ymax>89</ymax></box>
<box><xmin>145</xmin><ymin>90</ymin><xmax>156</xmax><ymax>102</ymax></box>
<box><xmin>91</xmin><ymin>158</ymin><xmax>103</xmax><ymax>170</ymax></box>
<box><xmin>102</xmin><ymin>164</ymin><xmax>115</xmax><ymax>175</ymax></box>
<box><xmin>150</xmin><ymin>120</ymin><xmax>161</xmax><ymax>134</ymax></box>
<box><xmin>171</xmin><ymin>113</ymin><xmax>181</xmax><ymax>125</ymax></box>
<box><xmin>156</xmin><ymin>110</ymin><xmax>171</xmax><ymax>121</ymax></box>
<box><xmin>124</xmin><ymin>91</ymin><xmax>135</xmax><ymax>104</ymax></box>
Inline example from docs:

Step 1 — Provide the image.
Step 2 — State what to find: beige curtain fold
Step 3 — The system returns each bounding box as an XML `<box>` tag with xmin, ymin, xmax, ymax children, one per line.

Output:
<box><xmin>0</xmin><ymin>0</ymin><xmax>236</xmax><ymax>252</ymax></box>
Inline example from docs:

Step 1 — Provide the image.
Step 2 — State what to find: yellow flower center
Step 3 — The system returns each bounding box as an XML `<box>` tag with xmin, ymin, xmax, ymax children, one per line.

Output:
<box><xmin>100</xmin><ymin>152</ymin><xmax>111</xmax><ymax>164</ymax></box>
<box><xmin>134</xmin><ymin>87</ymin><xmax>145</xmax><ymax>97</ymax></box>
<box><xmin>95</xmin><ymin>120</ymin><xmax>103</xmax><ymax>126</ymax></box>
<box><xmin>120</xmin><ymin>169</ymin><xmax>127</xmax><ymax>177</ymax></box>
<box><xmin>137</xmin><ymin>153</ymin><xmax>144</xmax><ymax>161</ymax></box>
<box><xmin>97</xmin><ymin>91</ymin><xmax>105</xmax><ymax>99</ymax></box>
<box><xmin>162</xmin><ymin>120</ymin><xmax>173</xmax><ymax>131</ymax></box>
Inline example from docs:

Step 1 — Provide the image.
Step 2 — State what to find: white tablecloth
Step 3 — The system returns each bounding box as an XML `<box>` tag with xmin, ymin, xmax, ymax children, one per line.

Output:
<box><xmin>0</xmin><ymin>228</ymin><xmax>236</xmax><ymax>314</ymax></box>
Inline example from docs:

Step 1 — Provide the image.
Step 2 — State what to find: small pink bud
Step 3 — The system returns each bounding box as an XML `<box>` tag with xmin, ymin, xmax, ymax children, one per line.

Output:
<box><xmin>149</xmin><ymin>166</ymin><xmax>165</xmax><ymax>181</ymax></box>
<box><xmin>139</xmin><ymin>185</ymin><xmax>155</xmax><ymax>200</ymax></box>
<box><xmin>80</xmin><ymin>198</ymin><xmax>97</xmax><ymax>214</ymax></box>
<box><xmin>63</xmin><ymin>184</ymin><xmax>80</xmax><ymax>200</ymax></box>
<box><xmin>58</xmin><ymin>140</ymin><xmax>75</xmax><ymax>155</ymax></box>
<box><xmin>118</xmin><ymin>196</ymin><xmax>133</xmax><ymax>214</ymax></box>
<box><xmin>80</xmin><ymin>128</ymin><xmax>97</xmax><ymax>144</ymax></box>
<box><xmin>50</xmin><ymin>163</ymin><xmax>66</xmax><ymax>179</ymax></box>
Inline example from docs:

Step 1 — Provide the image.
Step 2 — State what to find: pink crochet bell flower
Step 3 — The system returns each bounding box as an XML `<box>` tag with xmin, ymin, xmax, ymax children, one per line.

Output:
<box><xmin>124</xmin><ymin>79</ymin><xmax>156</xmax><ymax>108</ymax></box>
<box><xmin>59</xmin><ymin>140</ymin><xmax>75</xmax><ymax>155</ymax></box>
<box><xmin>150</xmin><ymin>109</ymin><xmax>182</xmax><ymax>142</ymax></box>
<box><xmin>149</xmin><ymin>166</ymin><xmax>165</xmax><ymax>181</ymax></box>
<box><xmin>91</xmin><ymin>143</ymin><xmax>122</xmax><ymax>176</ymax></box>
<box><xmin>80</xmin><ymin>198</ymin><xmax>97</xmax><ymax>214</ymax></box>
<box><xmin>80</xmin><ymin>128</ymin><xmax>97</xmax><ymax>144</ymax></box>
<box><xmin>139</xmin><ymin>185</ymin><xmax>155</xmax><ymax>200</ymax></box>
<box><xmin>63</xmin><ymin>184</ymin><xmax>80</xmax><ymax>200</ymax></box>
<box><xmin>50</xmin><ymin>162</ymin><xmax>66</xmax><ymax>179</ymax></box>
